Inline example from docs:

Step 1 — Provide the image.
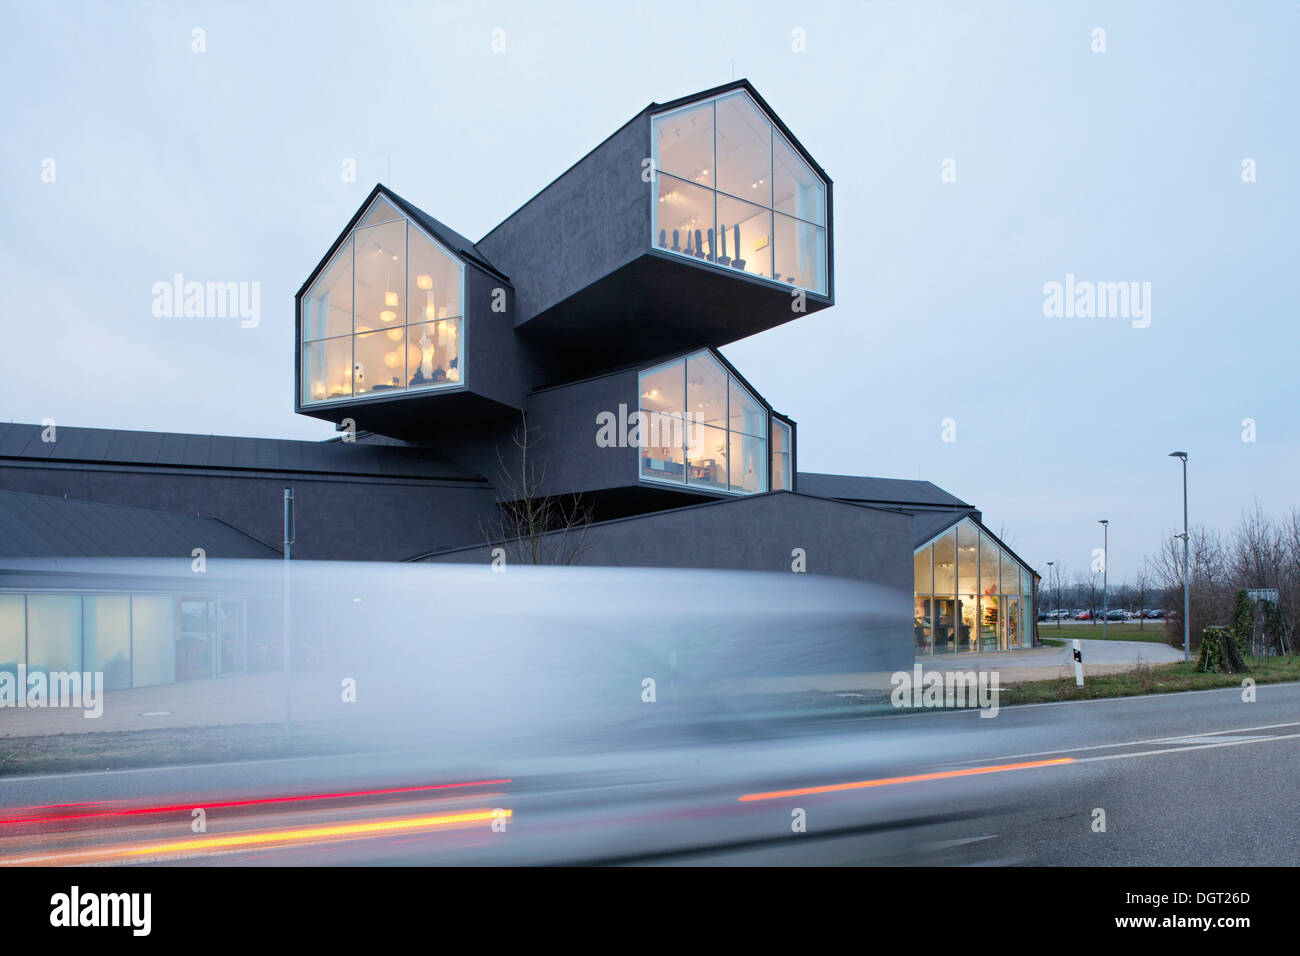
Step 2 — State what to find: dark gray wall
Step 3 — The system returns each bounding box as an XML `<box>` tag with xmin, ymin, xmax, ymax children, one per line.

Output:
<box><xmin>423</xmin><ymin>490</ymin><xmax>915</xmax><ymax>673</ymax></box>
<box><xmin>462</xmin><ymin>264</ymin><xmax>529</xmax><ymax>411</ymax></box>
<box><xmin>477</xmin><ymin>113</ymin><xmax>651</xmax><ymax>327</ymax></box>
<box><xmin>526</xmin><ymin>367</ymin><xmax>638</xmax><ymax>498</ymax></box>
<box><xmin>0</xmin><ymin>463</ymin><xmax>497</xmax><ymax>561</ymax></box>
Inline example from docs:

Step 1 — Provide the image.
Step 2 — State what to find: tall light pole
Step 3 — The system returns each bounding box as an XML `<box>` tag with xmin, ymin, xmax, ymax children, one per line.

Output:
<box><xmin>283</xmin><ymin>487</ymin><xmax>295</xmax><ymax>737</ymax></box>
<box><xmin>1170</xmin><ymin>452</ymin><xmax>1190</xmax><ymax>662</ymax></box>
<box><xmin>1047</xmin><ymin>561</ymin><xmax>1057</xmax><ymax>629</ymax></box>
<box><xmin>1098</xmin><ymin>520</ymin><xmax>1108</xmax><ymax>641</ymax></box>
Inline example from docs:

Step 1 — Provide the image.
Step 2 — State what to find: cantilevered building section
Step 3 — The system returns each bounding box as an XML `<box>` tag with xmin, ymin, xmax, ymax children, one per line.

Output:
<box><xmin>0</xmin><ymin>80</ymin><xmax>1036</xmax><ymax>692</ymax></box>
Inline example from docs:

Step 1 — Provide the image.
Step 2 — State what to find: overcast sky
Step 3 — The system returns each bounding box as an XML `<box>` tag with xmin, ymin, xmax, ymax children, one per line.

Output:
<box><xmin>2</xmin><ymin>0</ymin><xmax>1295</xmax><ymax>583</ymax></box>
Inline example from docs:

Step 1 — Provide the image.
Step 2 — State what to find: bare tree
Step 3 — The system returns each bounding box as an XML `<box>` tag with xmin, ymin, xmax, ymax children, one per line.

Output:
<box><xmin>1082</xmin><ymin>571</ymin><xmax>1102</xmax><ymax>625</ymax></box>
<box><xmin>1228</xmin><ymin>501</ymin><xmax>1283</xmax><ymax>592</ymax></box>
<box><xmin>1149</xmin><ymin>524</ymin><xmax>1232</xmax><ymax>651</ymax></box>
<box><xmin>1134</xmin><ymin>562</ymin><xmax>1152</xmax><ymax>631</ymax></box>
<box><xmin>480</xmin><ymin>412</ymin><xmax>595</xmax><ymax>566</ymax></box>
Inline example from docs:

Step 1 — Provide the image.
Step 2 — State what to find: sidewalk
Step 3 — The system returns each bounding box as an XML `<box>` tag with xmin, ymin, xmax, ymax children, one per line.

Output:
<box><xmin>725</xmin><ymin>637</ymin><xmax>1184</xmax><ymax>695</ymax></box>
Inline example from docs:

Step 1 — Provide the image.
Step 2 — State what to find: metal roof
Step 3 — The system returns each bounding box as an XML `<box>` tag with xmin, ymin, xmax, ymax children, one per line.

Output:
<box><xmin>0</xmin><ymin>490</ymin><xmax>279</xmax><ymax>559</ymax></box>
<box><xmin>796</xmin><ymin>472</ymin><xmax>971</xmax><ymax>508</ymax></box>
<box><xmin>0</xmin><ymin>422</ymin><xmax>482</xmax><ymax>482</ymax></box>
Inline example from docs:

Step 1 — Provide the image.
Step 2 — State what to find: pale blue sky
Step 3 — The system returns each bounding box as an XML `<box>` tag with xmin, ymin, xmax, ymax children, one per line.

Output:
<box><xmin>1</xmin><ymin>0</ymin><xmax>1295</xmax><ymax>582</ymax></box>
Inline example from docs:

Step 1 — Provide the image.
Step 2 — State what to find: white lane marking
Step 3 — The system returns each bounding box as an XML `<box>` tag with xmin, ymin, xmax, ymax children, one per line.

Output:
<box><xmin>986</xmin><ymin>721</ymin><xmax>1300</xmax><ymax>762</ymax></box>
<box><xmin>1070</xmin><ymin>732</ymin><xmax>1300</xmax><ymax>765</ymax></box>
<box><xmin>920</xmin><ymin>834</ymin><xmax>998</xmax><ymax>851</ymax></box>
<box><xmin>870</xmin><ymin>680</ymin><xmax>1300</xmax><ymax>721</ymax></box>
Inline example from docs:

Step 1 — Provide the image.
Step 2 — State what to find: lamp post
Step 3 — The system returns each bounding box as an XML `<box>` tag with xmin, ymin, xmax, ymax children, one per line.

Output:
<box><xmin>1169</xmin><ymin>452</ymin><xmax>1190</xmax><ymax>662</ymax></box>
<box><xmin>1098</xmin><ymin>520</ymin><xmax>1108</xmax><ymax>641</ymax></box>
<box><xmin>283</xmin><ymin>487</ymin><xmax>295</xmax><ymax>738</ymax></box>
<box><xmin>1047</xmin><ymin>561</ymin><xmax>1057</xmax><ymax>629</ymax></box>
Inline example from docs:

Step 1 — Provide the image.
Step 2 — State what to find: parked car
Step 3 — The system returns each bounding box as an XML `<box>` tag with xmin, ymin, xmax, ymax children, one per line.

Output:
<box><xmin>1147</xmin><ymin>609</ymin><xmax>1164</xmax><ymax>620</ymax></box>
<box><xmin>1105</xmin><ymin>609</ymin><xmax>1127</xmax><ymax>621</ymax></box>
<box><xmin>1074</xmin><ymin>610</ymin><xmax>1092</xmax><ymax>621</ymax></box>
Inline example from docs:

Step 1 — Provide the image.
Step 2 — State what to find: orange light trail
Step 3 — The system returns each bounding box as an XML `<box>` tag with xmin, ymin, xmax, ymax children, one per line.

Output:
<box><xmin>127</xmin><ymin>808</ymin><xmax>512</xmax><ymax>855</ymax></box>
<box><xmin>738</xmin><ymin>758</ymin><xmax>1075</xmax><ymax>802</ymax></box>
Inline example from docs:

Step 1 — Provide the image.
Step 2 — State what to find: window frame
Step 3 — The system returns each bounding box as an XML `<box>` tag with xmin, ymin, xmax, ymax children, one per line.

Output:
<box><xmin>650</xmin><ymin>90</ymin><xmax>828</xmax><ymax>296</ymax></box>
<box><xmin>300</xmin><ymin>196</ymin><xmax>468</xmax><ymax>407</ymax></box>
<box><xmin>912</xmin><ymin>517</ymin><xmax>1037</xmax><ymax>654</ymax></box>
<box><xmin>636</xmin><ymin>349</ymin><xmax>772</xmax><ymax>497</ymax></box>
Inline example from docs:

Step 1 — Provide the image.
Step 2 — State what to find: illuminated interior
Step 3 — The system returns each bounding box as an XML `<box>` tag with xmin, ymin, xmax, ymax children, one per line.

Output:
<box><xmin>652</xmin><ymin>90</ymin><xmax>827</xmax><ymax>294</ymax></box>
<box><xmin>914</xmin><ymin>517</ymin><xmax>1035</xmax><ymax>654</ymax></box>
<box><xmin>301</xmin><ymin>196</ymin><xmax>465</xmax><ymax>406</ymax></box>
<box><xmin>771</xmin><ymin>419</ymin><xmax>792</xmax><ymax>490</ymax></box>
<box><xmin>638</xmin><ymin>350</ymin><xmax>768</xmax><ymax>494</ymax></box>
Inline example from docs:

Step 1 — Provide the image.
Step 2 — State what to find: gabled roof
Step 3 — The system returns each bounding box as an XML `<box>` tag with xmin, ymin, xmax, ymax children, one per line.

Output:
<box><xmin>378</xmin><ymin>186</ymin><xmax>510</xmax><ymax>282</ymax></box>
<box><xmin>649</xmin><ymin>79</ymin><xmax>831</xmax><ymax>185</ymax></box>
<box><xmin>480</xmin><ymin>78</ymin><xmax>831</xmax><ymax>247</ymax></box>
<box><xmin>0</xmin><ymin>422</ymin><xmax>482</xmax><ymax>482</ymax></box>
<box><xmin>0</xmin><ymin>490</ymin><xmax>279</xmax><ymax>559</ymax></box>
<box><xmin>296</xmin><ymin>183</ymin><xmax>510</xmax><ymax>300</ymax></box>
<box><xmin>909</xmin><ymin>509</ymin><xmax>1040</xmax><ymax>581</ymax></box>
<box><xmin>796</xmin><ymin>472</ymin><xmax>971</xmax><ymax>509</ymax></box>
<box><xmin>910</xmin><ymin>509</ymin><xmax>973</xmax><ymax>547</ymax></box>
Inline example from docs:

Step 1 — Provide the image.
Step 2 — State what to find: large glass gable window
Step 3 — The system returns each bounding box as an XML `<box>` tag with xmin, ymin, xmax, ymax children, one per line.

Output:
<box><xmin>913</xmin><ymin>518</ymin><xmax>1035</xmax><ymax>655</ymax></box>
<box><xmin>638</xmin><ymin>350</ymin><xmax>769</xmax><ymax>495</ymax></box>
<box><xmin>652</xmin><ymin>91</ymin><xmax>827</xmax><ymax>295</ymax></box>
<box><xmin>302</xmin><ymin>196</ymin><xmax>465</xmax><ymax>406</ymax></box>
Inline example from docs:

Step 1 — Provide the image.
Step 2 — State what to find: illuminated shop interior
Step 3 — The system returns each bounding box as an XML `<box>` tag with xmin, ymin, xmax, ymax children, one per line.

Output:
<box><xmin>652</xmin><ymin>89</ymin><xmax>828</xmax><ymax>295</ymax></box>
<box><xmin>301</xmin><ymin>196</ymin><xmax>465</xmax><ymax>406</ymax></box>
<box><xmin>913</xmin><ymin>517</ymin><xmax>1036</xmax><ymax>654</ymax></box>
<box><xmin>638</xmin><ymin>350</ymin><xmax>772</xmax><ymax>494</ymax></box>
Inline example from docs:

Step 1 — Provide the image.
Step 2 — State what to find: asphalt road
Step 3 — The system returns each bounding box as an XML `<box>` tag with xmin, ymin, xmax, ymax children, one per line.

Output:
<box><xmin>2</xmin><ymin>681</ymin><xmax>1297</xmax><ymax>866</ymax></box>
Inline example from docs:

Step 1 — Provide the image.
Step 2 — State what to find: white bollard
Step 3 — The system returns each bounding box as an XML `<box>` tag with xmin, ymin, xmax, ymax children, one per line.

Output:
<box><xmin>1072</xmin><ymin>639</ymin><xmax>1084</xmax><ymax>687</ymax></box>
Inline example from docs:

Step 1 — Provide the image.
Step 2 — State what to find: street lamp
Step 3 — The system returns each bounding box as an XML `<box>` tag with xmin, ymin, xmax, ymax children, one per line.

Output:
<box><xmin>1098</xmin><ymin>520</ymin><xmax>1109</xmax><ymax>640</ymax></box>
<box><xmin>1047</xmin><ymin>561</ymin><xmax>1057</xmax><ymax>629</ymax></box>
<box><xmin>1170</xmin><ymin>452</ymin><xmax>1190</xmax><ymax>662</ymax></box>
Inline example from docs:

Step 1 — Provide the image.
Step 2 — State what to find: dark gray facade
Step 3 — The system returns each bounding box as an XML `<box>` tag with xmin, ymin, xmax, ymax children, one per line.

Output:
<box><xmin>0</xmin><ymin>423</ymin><xmax>496</xmax><ymax>561</ymax></box>
<box><xmin>0</xmin><ymin>80</ymin><xmax>1037</xmax><ymax>695</ymax></box>
<box><xmin>421</xmin><ymin>491</ymin><xmax>916</xmax><ymax>674</ymax></box>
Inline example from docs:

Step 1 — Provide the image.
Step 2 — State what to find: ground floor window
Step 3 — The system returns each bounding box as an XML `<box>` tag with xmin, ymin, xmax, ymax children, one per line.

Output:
<box><xmin>913</xmin><ymin>518</ymin><xmax>1035</xmax><ymax>655</ymax></box>
<box><xmin>0</xmin><ymin>591</ymin><xmax>248</xmax><ymax>693</ymax></box>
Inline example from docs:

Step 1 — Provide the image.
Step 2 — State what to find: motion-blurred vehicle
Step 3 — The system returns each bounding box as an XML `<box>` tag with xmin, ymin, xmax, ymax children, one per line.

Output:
<box><xmin>1074</xmin><ymin>610</ymin><xmax>1093</xmax><ymax>621</ymax></box>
